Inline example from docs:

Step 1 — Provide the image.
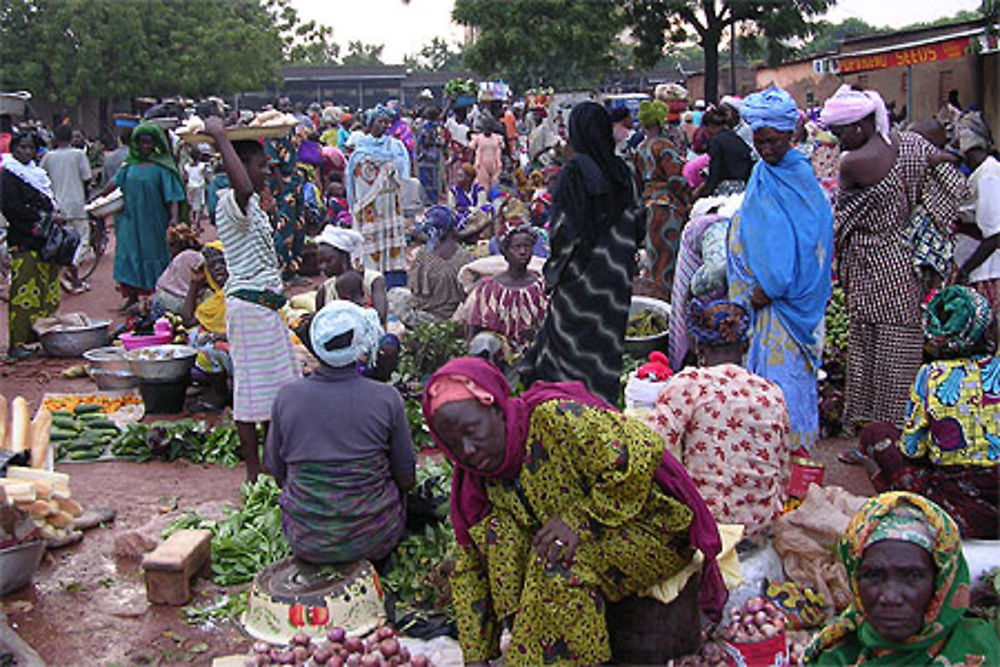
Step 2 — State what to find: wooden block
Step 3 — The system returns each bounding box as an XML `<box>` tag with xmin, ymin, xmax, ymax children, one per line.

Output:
<box><xmin>142</xmin><ymin>529</ymin><xmax>212</xmax><ymax>605</ymax></box>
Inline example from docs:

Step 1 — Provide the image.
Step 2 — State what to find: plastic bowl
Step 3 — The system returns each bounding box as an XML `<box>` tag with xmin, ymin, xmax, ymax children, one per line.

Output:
<box><xmin>625</xmin><ymin>296</ymin><xmax>671</xmax><ymax>358</ymax></box>
<box><xmin>0</xmin><ymin>540</ymin><xmax>46</xmax><ymax>596</ymax></box>
<box><xmin>119</xmin><ymin>331</ymin><xmax>173</xmax><ymax>350</ymax></box>
<box><xmin>38</xmin><ymin>321</ymin><xmax>111</xmax><ymax>358</ymax></box>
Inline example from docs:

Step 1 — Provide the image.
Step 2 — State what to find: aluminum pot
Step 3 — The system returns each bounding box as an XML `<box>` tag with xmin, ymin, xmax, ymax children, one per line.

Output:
<box><xmin>624</xmin><ymin>296</ymin><xmax>671</xmax><ymax>358</ymax></box>
<box><xmin>38</xmin><ymin>321</ymin><xmax>111</xmax><ymax>358</ymax></box>
<box><xmin>0</xmin><ymin>540</ymin><xmax>46</xmax><ymax>596</ymax></box>
<box><xmin>124</xmin><ymin>344</ymin><xmax>197</xmax><ymax>382</ymax></box>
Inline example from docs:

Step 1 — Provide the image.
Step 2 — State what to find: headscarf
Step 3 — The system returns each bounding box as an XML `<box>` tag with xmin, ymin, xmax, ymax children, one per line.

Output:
<box><xmin>366</xmin><ymin>104</ymin><xmax>395</xmax><ymax>128</ymax></box>
<box><xmin>720</xmin><ymin>95</ymin><xmax>743</xmax><ymax>112</ymax></box>
<box><xmin>957</xmin><ymin>110</ymin><xmax>994</xmax><ymax>155</ymax></box>
<box><xmin>806</xmin><ymin>492</ymin><xmax>1000</xmax><ymax>666</ymax></box>
<box><xmin>820</xmin><ymin>84</ymin><xmax>892</xmax><ymax>145</ymax></box>
<box><xmin>1</xmin><ymin>130</ymin><xmax>54</xmax><ymax>201</ymax></box>
<box><xmin>309</xmin><ymin>301</ymin><xmax>384</xmax><ymax>368</ymax></box>
<box><xmin>923</xmin><ymin>285</ymin><xmax>992</xmax><ymax>358</ymax></box>
<box><xmin>637</xmin><ymin>100</ymin><xmax>669</xmax><ymax>129</ymax></box>
<box><xmin>422</xmin><ymin>357</ymin><xmax>728</xmax><ymax>621</ymax></box>
<box><xmin>687</xmin><ymin>299</ymin><xmax>750</xmax><ymax>346</ymax></box>
<box><xmin>317</xmin><ymin>225</ymin><xmax>363</xmax><ymax>256</ymax></box>
<box><xmin>740</xmin><ymin>85</ymin><xmax>800</xmax><ymax>133</ymax></box>
<box><xmin>195</xmin><ymin>241</ymin><xmax>227</xmax><ymax>334</ymax></box>
<box><xmin>416</xmin><ymin>205</ymin><xmax>456</xmax><ymax>250</ymax></box>
<box><xmin>125</xmin><ymin>122</ymin><xmax>183</xmax><ymax>183</ymax></box>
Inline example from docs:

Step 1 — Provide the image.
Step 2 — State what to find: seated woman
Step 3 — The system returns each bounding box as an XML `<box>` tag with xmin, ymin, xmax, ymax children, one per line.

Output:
<box><xmin>404</xmin><ymin>205</ymin><xmax>474</xmax><ymax>324</ymax></box>
<box><xmin>180</xmin><ymin>241</ymin><xmax>231</xmax><ymax>412</ymax></box>
<box><xmin>314</xmin><ymin>225</ymin><xmax>388</xmax><ymax>324</ymax></box>
<box><xmin>448</xmin><ymin>162</ymin><xmax>490</xmax><ymax>235</ymax></box>
<box><xmin>265</xmin><ymin>301</ymin><xmax>415</xmax><ymax>565</ymax></box>
<box><xmin>153</xmin><ymin>224</ymin><xmax>202</xmax><ymax>316</ymax></box>
<box><xmin>487</xmin><ymin>197</ymin><xmax>549</xmax><ymax>258</ymax></box>
<box><xmin>422</xmin><ymin>357</ymin><xmax>726</xmax><ymax>666</ymax></box>
<box><xmin>647</xmin><ymin>301</ymin><xmax>790</xmax><ymax>540</ymax></box>
<box><xmin>459</xmin><ymin>220</ymin><xmax>548</xmax><ymax>353</ymax></box>
<box><xmin>857</xmin><ymin>286</ymin><xmax>1000</xmax><ymax>539</ymax></box>
<box><xmin>805</xmin><ymin>491</ymin><xmax>999</xmax><ymax>665</ymax></box>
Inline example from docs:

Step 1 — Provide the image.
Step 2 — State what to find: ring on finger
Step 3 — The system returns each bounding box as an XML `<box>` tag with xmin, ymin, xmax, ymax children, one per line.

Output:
<box><xmin>553</xmin><ymin>538</ymin><xmax>565</xmax><ymax>547</ymax></box>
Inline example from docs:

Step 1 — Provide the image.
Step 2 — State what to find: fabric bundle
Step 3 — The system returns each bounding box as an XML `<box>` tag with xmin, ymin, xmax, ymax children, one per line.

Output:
<box><xmin>309</xmin><ymin>300</ymin><xmax>383</xmax><ymax>368</ymax></box>
<box><xmin>687</xmin><ymin>299</ymin><xmax>750</xmax><ymax>346</ymax></box>
<box><xmin>740</xmin><ymin>85</ymin><xmax>800</xmax><ymax>132</ymax></box>
<box><xmin>923</xmin><ymin>285</ymin><xmax>992</xmax><ymax>357</ymax></box>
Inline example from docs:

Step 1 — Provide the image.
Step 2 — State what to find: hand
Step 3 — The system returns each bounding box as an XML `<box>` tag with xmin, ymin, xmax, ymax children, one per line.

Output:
<box><xmin>190</xmin><ymin>267</ymin><xmax>208</xmax><ymax>287</ymax></box>
<box><xmin>532</xmin><ymin>515</ymin><xmax>579</xmax><ymax>569</ymax></box>
<box><xmin>750</xmin><ymin>284</ymin><xmax>772</xmax><ymax>310</ymax></box>
<box><xmin>204</xmin><ymin>115</ymin><xmax>226</xmax><ymax>138</ymax></box>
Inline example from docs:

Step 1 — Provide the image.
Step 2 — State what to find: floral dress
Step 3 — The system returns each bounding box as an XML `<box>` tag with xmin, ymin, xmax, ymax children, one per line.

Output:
<box><xmin>266</xmin><ymin>137</ymin><xmax>306</xmax><ymax>275</ymax></box>
<box><xmin>451</xmin><ymin>400</ymin><xmax>694</xmax><ymax>666</ymax></box>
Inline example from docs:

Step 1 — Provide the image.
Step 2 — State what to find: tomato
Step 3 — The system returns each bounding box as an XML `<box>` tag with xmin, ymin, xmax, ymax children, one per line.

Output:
<box><xmin>309</xmin><ymin>605</ymin><xmax>330</xmax><ymax>626</ymax></box>
<box><xmin>288</xmin><ymin>602</ymin><xmax>306</xmax><ymax>627</ymax></box>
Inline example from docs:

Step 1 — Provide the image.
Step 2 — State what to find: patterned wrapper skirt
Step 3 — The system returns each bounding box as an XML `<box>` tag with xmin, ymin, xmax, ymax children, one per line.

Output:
<box><xmin>8</xmin><ymin>250</ymin><xmax>60</xmax><ymax>348</ymax></box>
<box><xmin>225</xmin><ymin>297</ymin><xmax>301</xmax><ymax>422</ymax></box>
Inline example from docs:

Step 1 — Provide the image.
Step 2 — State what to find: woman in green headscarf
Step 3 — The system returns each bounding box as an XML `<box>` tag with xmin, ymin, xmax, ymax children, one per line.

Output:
<box><xmin>107</xmin><ymin>121</ymin><xmax>185</xmax><ymax>311</ymax></box>
<box><xmin>806</xmin><ymin>491</ymin><xmax>999</xmax><ymax>666</ymax></box>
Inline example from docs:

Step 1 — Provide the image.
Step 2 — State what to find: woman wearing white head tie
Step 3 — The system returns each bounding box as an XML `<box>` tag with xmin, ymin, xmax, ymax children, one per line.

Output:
<box><xmin>264</xmin><ymin>301</ymin><xmax>415</xmax><ymax>565</ymax></box>
<box><xmin>820</xmin><ymin>85</ymin><xmax>968</xmax><ymax>431</ymax></box>
<box><xmin>314</xmin><ymin>224</ymin><xmax>388</xmax><ymax>324</ymax></box>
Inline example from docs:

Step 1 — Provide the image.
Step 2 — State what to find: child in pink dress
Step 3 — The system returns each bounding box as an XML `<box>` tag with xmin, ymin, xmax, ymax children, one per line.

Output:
<box><xmin>470</xmin><ymin>128</ymin><xmax>504</xmax><ymax>189</ymax></box>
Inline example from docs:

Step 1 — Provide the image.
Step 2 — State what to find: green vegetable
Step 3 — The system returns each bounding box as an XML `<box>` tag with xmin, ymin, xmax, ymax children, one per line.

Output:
<box><xmin>81</xmin><ymin>417</ymin><xmax>119</xmax><ymax>431</ymax></box>
<box><xmin>73</xmin><ymin>403</ymin><xmax>103</xmax><ymax>415</ymax></box>
<box><xmin>626</xmin><ymin>308</ymin><xmax>668</xmax><ymax>338</ymax></box>
<box><xmin>49</xmin><ymin>427</ymin><xmax>80</xmax><ymax>441</ymax></box>
<box><xmin>52</xmin><ymin>416</ymin><xmax>81</xmax><ymax>430</ymax></box>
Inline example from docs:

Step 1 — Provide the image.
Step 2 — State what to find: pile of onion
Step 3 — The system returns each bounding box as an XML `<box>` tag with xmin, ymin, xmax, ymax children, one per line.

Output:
<box><xmin>245</xmin><ymin>626</ymin><xmax>432</xmax><ymax>667</ymax></box>
<box><xmin>720</xmin><ymin>596</ymin><xmax>786</xmax><ymax>645</ymax></box>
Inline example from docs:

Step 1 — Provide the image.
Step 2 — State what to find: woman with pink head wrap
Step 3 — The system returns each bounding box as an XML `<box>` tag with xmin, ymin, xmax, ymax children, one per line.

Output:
<box><xmin>820</xmin><ymin>84</ymin><xmax>892</xmax><ymax>145</ymax></box>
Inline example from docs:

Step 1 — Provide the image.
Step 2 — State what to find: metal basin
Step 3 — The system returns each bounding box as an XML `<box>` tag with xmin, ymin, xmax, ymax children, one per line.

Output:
<box><xmin>624</xmin><ymin>296</ymin><xmax>671</xmax><ymax>358</ymax></box>
<box><xmin>38</xmin><ymin>321</ymin><xmax>111</xmax><ymax>358</ymax></box>
<box><xmin>0</xmin><ymin>540</ymin><xmax>46</xmax><ymax>596</ymax></box>
<box><xmin>124</xmin><ymin>344</ymin><xmax>197</xmax><ymax>381</ymax></box>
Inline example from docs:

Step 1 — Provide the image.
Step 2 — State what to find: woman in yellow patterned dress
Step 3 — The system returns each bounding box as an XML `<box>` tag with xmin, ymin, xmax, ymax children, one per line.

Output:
<box><xmin>422</xmin><ymin>357</ymin><xmax>726</xmax><ymax>666</ymax></box>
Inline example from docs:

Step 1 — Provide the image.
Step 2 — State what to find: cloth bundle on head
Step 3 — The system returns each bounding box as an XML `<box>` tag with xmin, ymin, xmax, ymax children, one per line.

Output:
<box><xmin>309</xmin><ymin>301</ymin><xmax>384</xmax><ymax>368</ymax></box>
<box><xmin>654</xmin><ymin>83</ymin><xmax>689</xmax><ymax>102</ymax></box>
<box><xmin>687</xmin><ymin>299</ymin><xmax>750</xmax><ymax>346</ymax></box>
<box><xmin>820</xmin><ymin>84</ymin><xmax>892</xmax><ymax>145</ymax></box>
<box><xmin>316</xmin><ymin>225</ymin><xmax>364</xmax><ymax>265</ymax></box>
<box><xmin>416</xmin><ymin>205</ymin><xmax>456</xmax><ymax>250</ymax></box>
<box><xmin>806</xmin><ymin>491</ymin><xmax>998</xmax><ymax>666</ymax></box>
<box><xmin>957</xmin><ymin>110</ymin><xmax>994</xmax><ymax>155</ymax></box>
<box><xmin>638</xmin><ymin>100</ymin><xmax>669</xmax><ymax>129</ymax></box>
<box><xmin>422</xmin><ymin>357</ymin><xmax>729</xmax><ymax>621</ymax></box>
<box><xmin>923</xmin><ymin>285</ymin><xmax>992</xmax><ymax>358</ymax></box>
<box><xmin>366</xmin><ymin>104</ymin><xmax>395</xmax><ymax>127</ymax></box>
<box><xmin>740</xmin><ymin>85</ymin><xmax>800</xmax><ymax>132</ymax></box>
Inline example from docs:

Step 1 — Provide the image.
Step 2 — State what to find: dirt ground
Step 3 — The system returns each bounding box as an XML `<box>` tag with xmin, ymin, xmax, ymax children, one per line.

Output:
<box><xmin>1</xmin><ymin>227</ymin><xmax>874</xmax><ymax>665</ymax></box>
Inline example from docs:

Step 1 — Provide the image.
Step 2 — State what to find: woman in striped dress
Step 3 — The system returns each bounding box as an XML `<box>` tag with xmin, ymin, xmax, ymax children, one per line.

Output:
<box><xmin>521</xmin><ymin>102</ymin><xmax>642</xmax><ymax>405</ymax></box>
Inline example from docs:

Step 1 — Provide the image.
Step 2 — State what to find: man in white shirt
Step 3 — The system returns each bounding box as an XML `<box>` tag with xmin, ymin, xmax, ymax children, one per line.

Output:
<box><xmin>41</xmin><ymin>124</ymin><xmax>91</xmax><ymax>293</ymax></box>
<box><xmin>183</xmin><ymin>148</ymin><xmax>208</xmax><ymax>232</ymax></box>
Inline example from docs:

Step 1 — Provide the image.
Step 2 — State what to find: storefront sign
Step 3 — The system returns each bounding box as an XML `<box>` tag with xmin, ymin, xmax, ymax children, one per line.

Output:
<box><xmin>834</xmin><ymin>36</ymin><xmax>972</xmax><ymax>74</ymax></box>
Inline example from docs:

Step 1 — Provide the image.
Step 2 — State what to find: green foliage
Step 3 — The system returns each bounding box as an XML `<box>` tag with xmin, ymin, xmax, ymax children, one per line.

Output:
<box><xmin>110</xmin><ymin>419</ymin><xmax>242</xmax><ymax>467</ymax></box>
<box><xmin>164</xmin><ymin>476</ymin><xmax>289</xmax><ymax>587</ymax></box>
<box><xmin>383</xmin><ymin>522</ymin><xmax>457</xmax><ymax>622</ymax></box>
<box><xmin>341</xmin><ymin>40</ymin><xmax>385</xmax><ymax>66</ymax></box>
<box><xmin>452</xmin><ymin>0</ymin><xmax>626</xmax><ymax>91</ymax></box>
<box><xmin>396</xmin><ymin>320</ymin><xmax>468</xmax><ymax>382</ymax></box>
<box><xmin>181</xmin><ymin>589</ymin><xmax>249</xmax><ymax>626</ymax></box>
<box><xmin>404</xmin><ymin>38</ymin><xmax>465</xmax><ymax>73</ymax></box>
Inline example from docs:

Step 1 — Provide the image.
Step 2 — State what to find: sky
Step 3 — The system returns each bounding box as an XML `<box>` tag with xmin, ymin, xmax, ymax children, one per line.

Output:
<box><xmin>290</xmin><ymin>0</ymin><xmax>984</xmax><ymax>65</ymax></box>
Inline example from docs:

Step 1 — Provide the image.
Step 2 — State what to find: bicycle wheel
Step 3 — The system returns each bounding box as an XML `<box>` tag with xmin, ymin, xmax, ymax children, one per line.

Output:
<box><xmin>76</xmin><ymin>215</ymin><xmax>107</xmax><ymax>281</ymax></box>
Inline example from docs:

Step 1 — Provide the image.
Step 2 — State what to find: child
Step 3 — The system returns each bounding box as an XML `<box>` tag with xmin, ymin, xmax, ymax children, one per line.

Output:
<box><xmin>184</xmin><ymin>149</ymin><xmax>208</xmax><ymax>233</ymax></box>
<box><xmin>334</xmin><ymin>269</ymin><xmax>365</xmax><ymax>307</ymax></box>
<box><xmin>470</xmin><ymin>125</ymin><xmax>504</xmax><ymax>190</ymax></box>
<box><xmin>205</xmin><ymin>116</ymin><xmax>301</xmax><ymax>481</ymax></box>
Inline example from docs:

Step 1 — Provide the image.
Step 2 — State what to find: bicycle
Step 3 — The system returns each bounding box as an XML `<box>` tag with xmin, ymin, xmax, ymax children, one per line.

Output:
<box><xmin>74</xmin><ymin>212</ymin><xmax>109</xmax><ymax>282</ymax></box>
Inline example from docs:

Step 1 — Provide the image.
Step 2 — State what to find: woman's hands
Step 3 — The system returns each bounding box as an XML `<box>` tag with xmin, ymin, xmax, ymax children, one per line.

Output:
<box><xmin>204</xmin><ymin>115</ymin><xmax>226</xmax><ymax>139</ymax></box>
<box><xmin>750</xmin><ymin>284</ymin><xmax>771</xmax><ymax>310</ymax></box>
<box><xmin>532</xmin><ymin>515</ymin><xmax>579</xmax><ymax>568</ymax></box>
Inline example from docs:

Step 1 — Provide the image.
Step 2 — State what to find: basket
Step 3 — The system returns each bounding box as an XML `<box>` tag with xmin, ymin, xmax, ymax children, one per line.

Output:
<box><xmin>724</xmin><ymin>631</ymin><xmax>788</xmax><ymax>667</ymax></box>
<box><xmin>177</xmin><ymin>123</ymin><xmax>297</xmax><ymax>145</ymax></box>
<box><xmin>85</xmin><ymin>188</ymin><xmax>124</xmax><ymax>217</ymax></box>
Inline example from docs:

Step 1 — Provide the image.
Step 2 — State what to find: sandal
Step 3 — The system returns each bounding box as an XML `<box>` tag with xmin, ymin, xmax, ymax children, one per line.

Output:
<box><xmin>838</xmin><ymin>448</ymin><xmax>868</xmax><ymax>465</ymax></box>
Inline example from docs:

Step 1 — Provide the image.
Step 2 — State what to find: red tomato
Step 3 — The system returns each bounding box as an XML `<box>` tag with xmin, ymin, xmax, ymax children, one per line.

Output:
<box><xmin>288</xmin><ymin>602</ymin><xmax>306</xmax><ymax>627</ymax></box>
<box><xmin>309</xmin><ymin>605</ymin><xmax>330</xmax><ymax>626</ymax></box>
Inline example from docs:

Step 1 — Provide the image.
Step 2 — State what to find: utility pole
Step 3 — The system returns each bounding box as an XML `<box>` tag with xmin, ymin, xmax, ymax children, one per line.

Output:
<box><xmin>730</xmin><ymin>19</ymin><xmax>737</xmax><ymax>95</ymax></box>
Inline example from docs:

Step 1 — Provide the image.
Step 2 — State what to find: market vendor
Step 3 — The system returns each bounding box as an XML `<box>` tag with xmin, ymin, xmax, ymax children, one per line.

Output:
<box><xmin>856</xmin><ymin>285</ymin><xmax>999</xmax><ymax>539</ymax></box>
<box><xmin>805</xmin><ymin>492</ymin><xmax>999</xmax><ymax>665</ymax></box>
<box><xmin>314</xmin><ymin>225</ymin><xmax>388</xmax><ymax>325</ymax></box>
<box><xmin>265</xmin><ymin>301</ymin><xmax>415</xmax><ymax>565</ymax></box>
<box><xmin>180</xmin><ymin>240</ymin><xmax>231</xmax><ymax>413</ymax></box>
<box><xmin>646</xmin><ymin>300</ymin><xmax>790</xmax><ymax>539</ymax></box>
<box><xmin>422</xmin><ymin>357</ymin><xmax>726</xmax><ymax>666</ymax></box>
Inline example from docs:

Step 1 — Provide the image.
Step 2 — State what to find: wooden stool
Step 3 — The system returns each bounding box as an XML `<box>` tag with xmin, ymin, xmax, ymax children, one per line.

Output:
<box><xmin>141</xmin><ymin>529</ymin><xmax>212</xmax><ymax>605</ymax></box>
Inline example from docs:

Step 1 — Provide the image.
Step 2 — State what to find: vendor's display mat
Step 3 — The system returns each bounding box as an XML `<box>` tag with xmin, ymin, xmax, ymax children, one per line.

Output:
<box><xmin>40</xmin><ymin>390</ymin><xmax>144</xmax><ymax>426</ymax></box>
<box><xmin>177</xmin><ymin>124</ymin><xmax>297</xmax><ymax>144</ymax></box>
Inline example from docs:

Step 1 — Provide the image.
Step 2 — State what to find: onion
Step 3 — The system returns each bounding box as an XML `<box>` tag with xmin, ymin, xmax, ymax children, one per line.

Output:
<box><xmin>328</xmin><ymin>627</ymin><xmax>347</xmax><ymax>643</ymax></box>
<box><xmin>292</xmin><ymin>632</ymin><xmax>312</xmax><ymax>647</ymax></box>
<box><xmin>398</xmin><ymin>647</ymin><xmax>410</xmax><ymax>663</ymax></box>
<box><xmin>376</xmin><ymin>626</ymin><xmax>395</xmax><ymax>640</ymax></box>
<box><xmin>409</xmin><ymin>656</ymin><xmax>429</xmax><ymax>667</ymax></box>
<box><xmin>254</xmin><ymin>642</ymin><xmax>272</xmax><ymax>654</ymax></box>
<box><xmin>345</xmin><ymin>655</ymin><xmax>361</xmax><ymax>667</ymax></box>
<box><xmin>328</xmin><ymin>656</ymin><xmax>344</xmax><ymax>667</ymax></box>
<box><xmin>270</xmin><ymin>648</ymin><xmax>285</xmax><ymax>663</ymax></box>
<box><xmin>313</xmin><ymin>647</ymin><xmax>333</xmax><ymax>664</ymax></box>
<box><xmin>744</xmin><ymin>596</ymin><xmax>765</xmax><ymax>614</ymax></box>
<box><xmin>358</xmin><ymin>655</ymin><xmax>380</xmax><ymax>667</ymax></box>
<box><xmin>292</xmin><ymin>645</ymin><xmax>310</xmax><ymax>662</ymax></box>
<box><xmin>754</xmin><ymin>611</ymin><xmax>768</xmax><ymax>626</ymax></box>
<box><xmin>763</xmin><ymin>602</ymin><xmax>777</xmax><ymax>615</ymax></box>
<box><xmin>379</xmin><ymin>638</ymin><xmax>400</xmax><ymax>658</ymax></box>
<box><xmin>344</xmin><ymin>637</ymin><xmax>364</xmax><ymax>654</ymax></box>
<box><xmin>760</xmin><ymin>622</ymin><xmax>777</xmax><ymax>639</ymax></box>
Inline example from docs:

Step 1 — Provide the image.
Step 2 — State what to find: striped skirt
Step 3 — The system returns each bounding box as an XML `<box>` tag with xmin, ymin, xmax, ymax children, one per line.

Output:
<box><xmin>226</xmin><ymin>298</ymin><xmax>301</xmax><ymax>422</ymax></box>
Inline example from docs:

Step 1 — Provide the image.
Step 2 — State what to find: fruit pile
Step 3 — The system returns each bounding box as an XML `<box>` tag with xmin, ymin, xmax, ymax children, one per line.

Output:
<box><xmin>42</xmin><ymin>392</ymin><xmax>142</xmax><ymax>415</ymax></box>
<box><xmin>244</xmin><ymin>626</ymin><xmax>432</xmax><ymax>666</ymax></box>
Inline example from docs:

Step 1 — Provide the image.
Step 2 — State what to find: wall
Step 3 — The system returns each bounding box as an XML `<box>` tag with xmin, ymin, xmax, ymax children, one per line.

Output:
<box><xmin>685</xmin><ymin>66</ymin><xmax>757</xmax><ymax>102</ymax></box>
<box><xmin>755</xmin><ymin>60</ymin><xmax>840</xmax><ymax>108</ymax></box>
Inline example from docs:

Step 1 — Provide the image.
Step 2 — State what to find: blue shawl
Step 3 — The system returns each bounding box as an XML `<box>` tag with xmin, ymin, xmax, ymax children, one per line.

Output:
<box><xmin>344</xmin><ymin>134</ymin><xmax>411</xmax><ymax>209</ymax></box>
<box><xmin>738</xmin><ymin>149</ymin><xmax>832</xmax><ymax>365</ymax></box>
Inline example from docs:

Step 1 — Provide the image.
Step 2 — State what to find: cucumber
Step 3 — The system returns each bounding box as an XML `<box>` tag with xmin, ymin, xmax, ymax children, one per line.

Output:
<box><xmin>51</xmin><ymin>411</ymin><xmax>75</xmax><ymax>418</ymax></box>
<box><xmin>81</xmin><ymin>418</ymin><xmax>119</xmax><ymax>430</ymax></box>
<box><xmin>73</xmin><ymin>403</ymin><xmax>104</xmax><ymax>415</ymax></box>
<box><xmin>69</xmin><ymin>449</ymin><xmax>102</xmax><ymax>460</ymax></box>
<box><xmin>49</xmin><ymin>427</ymin><xmax>80</xmax><ymax>441</ymax></box>
<box><xmin>79</xmin><ymin>412</ymin><xmax>106</xmax><ymax>421</ymax></box>
<box><xmin>52</xmin><ymin>416</ymin><xmax>81</xmax><ymax>430</ymax></box>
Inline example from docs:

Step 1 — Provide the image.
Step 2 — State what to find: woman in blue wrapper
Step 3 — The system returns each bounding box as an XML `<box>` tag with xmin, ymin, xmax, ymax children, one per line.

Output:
<box><xmin>727</xmin><ymin>86</ymin><xmax>834</xmax><ymax>453</ymax></box>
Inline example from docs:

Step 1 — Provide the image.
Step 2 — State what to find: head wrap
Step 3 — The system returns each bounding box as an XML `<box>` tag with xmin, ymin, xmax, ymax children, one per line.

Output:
<box><xmin>125</xmin><ymin>121</ymin><xmax>183</xmax><ymax>182</ymax></box>
<box><xmin>309</xmin><ymin>301</ymin><xmax>383</xmax><ymax>368</ymax></box>
<box><xmin>1</xmin><ymin>130</ymin><xmax>54</xmax><ymax>201</ymax></box>
<box><xmin>422</xmin><ymin>357</ymin><xmax>729</xmax><ymax>621</ymax></box>
<box><xmin>820</xmin><ymin>84</ymin><xmax>892</xmax><ymax>145</ymax></box>
<box><xmin>195</xmin><ymin>241</ymin><xmax>227</xmax><ymax>334</ymax></box>
<box><xmin>805</xmin><ymin>492</ymin><xmax>996</xmax><ymax>666</ymax></box>
<box><xmin>957</xmin><ymin>110</ymin><xmax>994</xmax><ymax>155</ymax></box>
<box><xmin>720</xmin><ymin>95</ymin><xmax>743</xmax><ymax>112</ymax></box>
<box><xmin>637</xmin><ymin>100</ymin><xmax>669</xmax><ymax>129</ymax></box>
<box><xmin>416</xmin><ymin>205</ymin><xmax>456</xmax><ymax>250</ymax></box>
<box><xmin>687</xmin><ymin>300</ymin><xmax>750</xmax><ymax>347</ymax></box>
<box><xmin>924</xmin><ymin>285</ymin><xmax>993</xmax><ymax>358</ymax></box>
<box><xmin>740</xmin><ymin>85</ymin><xmax>800</xmax><ymax>133</ymax></box>
<box><xmin>322</xmin><ymin>145</ymin><xmax>346</xmax><ymax>171</ymax></box>
<box><xmin>366</xmin><ymin>104</ymin><xmax>395</xmax><ymax>127</ymax></box>
<box><xmin>426</xmin><ymin>375</ymin><xmax>496</xmax><ymax>414</ymax></box>
<box><xmin>316</xmin><ymin>225</ymin><xmax>364</xmax><ymax>256</ymax></box>
<box><xmin>566</xmin><ymin>101</ymin><xmax>633</xmax><ymax>198</ymax></box>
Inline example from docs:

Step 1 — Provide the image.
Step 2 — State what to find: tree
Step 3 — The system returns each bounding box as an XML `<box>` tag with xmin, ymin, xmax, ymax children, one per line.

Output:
<box><xmin>404</xmin><ymin>38</ymin><xmax>464</xmax><ymax>72</ymax></box>
<box><xmin>266</xmin><ymin>0</ymin><xmax>340</xmax><ymax>64</ymax></box>
<box><xmin>341</xmin><ymin>41</ymin><xmax>385</xmax><ymax>66</ymax></box>
<box><xmin>452</xmin><ymin>0</ymin><xmax>627</xmax><ymax>92</ymax></box>
<box><xmin>623</xmin><ymin>0</ymin><xmax>833</xmax><ymax>103</ymax></box>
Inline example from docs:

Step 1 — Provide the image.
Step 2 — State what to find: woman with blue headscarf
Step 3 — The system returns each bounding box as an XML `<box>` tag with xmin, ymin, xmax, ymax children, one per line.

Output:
<box><xmin>406</xmin><ymin>204</ymin><xmax>475</xmax><ymax>322</ymax></box>
<box><xmin>727</xmin><ymin>86</ymin><xmax>833</xmax><ymax>453</ymax></box>
<box><xmin>265</xmin><ymin>301</ymin><xmax>416</xmax><ymax>564</ymax></box>
<box><xmin>345</xmin><ymin>104</ymin><xmax>411</xmax><ymax>289</ymax></box>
